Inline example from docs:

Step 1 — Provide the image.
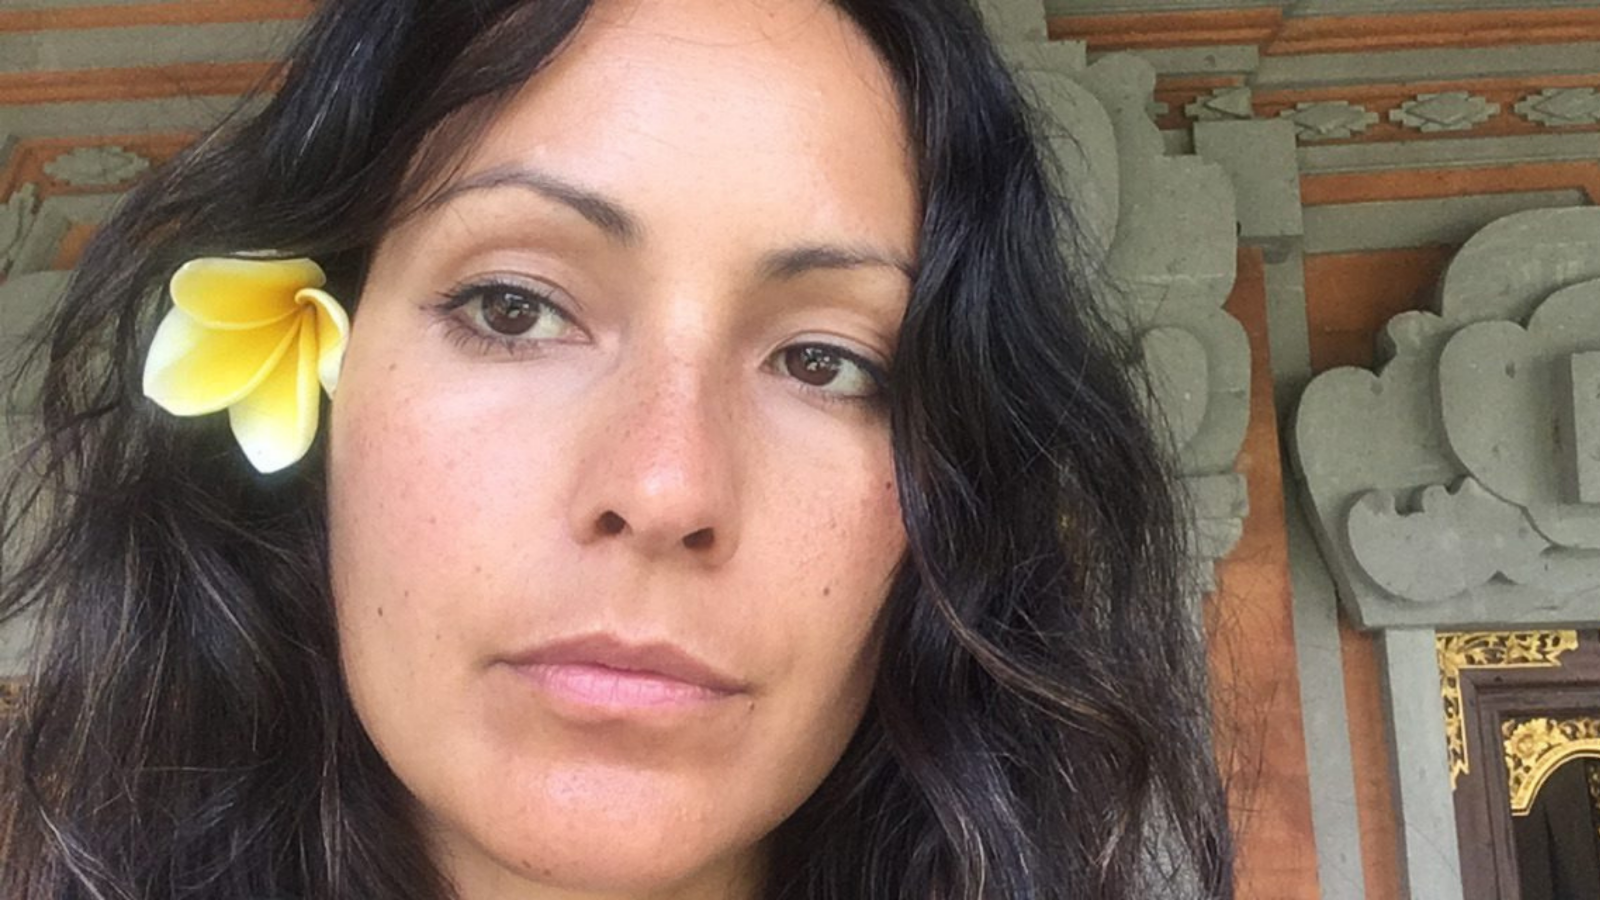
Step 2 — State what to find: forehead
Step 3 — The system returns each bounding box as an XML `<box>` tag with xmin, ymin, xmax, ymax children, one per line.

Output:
<box><xmin>424</xmin><ymin>0</ymin><xmax>918</xmax><ymax>253</ymax></box>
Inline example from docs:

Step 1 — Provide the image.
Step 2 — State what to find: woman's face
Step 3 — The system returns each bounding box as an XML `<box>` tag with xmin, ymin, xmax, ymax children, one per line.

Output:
<box><xmin>326</xmin><ymin>0</ymin><xmax>916</xmax><ymax>896</ymax></box>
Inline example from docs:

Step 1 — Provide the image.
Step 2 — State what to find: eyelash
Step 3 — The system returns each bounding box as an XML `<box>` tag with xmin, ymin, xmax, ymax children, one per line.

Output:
<box><xmin>428</xmin><ymin>277</ymin><xmax>579</xmax><ymax>358</ymax></box>
<box><xmin>425</xmin><ymin>277</ymin><xmax>891</xmax><ymax>408</ymax></box>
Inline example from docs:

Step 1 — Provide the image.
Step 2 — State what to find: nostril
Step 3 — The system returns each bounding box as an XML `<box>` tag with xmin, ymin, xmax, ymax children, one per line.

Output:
<box><xmin>598</xmin><ymin>511</ymin><xmax>627</xmax><ymax>536</ymax></box>
<box><xmin>683</xmin><ymin>528</ymin><xmax>714</xmax><ymax>550</ymax></box>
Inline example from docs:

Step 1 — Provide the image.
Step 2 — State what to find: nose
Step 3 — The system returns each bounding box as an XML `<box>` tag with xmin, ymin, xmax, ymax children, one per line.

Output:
<box><xmin>565</xmin><ymin>348</ymin><xmax>742</xmax><ymax>567</ymax></box>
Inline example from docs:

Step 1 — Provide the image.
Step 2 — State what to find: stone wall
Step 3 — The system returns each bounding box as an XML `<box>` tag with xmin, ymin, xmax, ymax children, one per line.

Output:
<box><xmin>6</xmin><ymin>2</ymin><xmax>1600</xmax><ymax>897</ymax></box>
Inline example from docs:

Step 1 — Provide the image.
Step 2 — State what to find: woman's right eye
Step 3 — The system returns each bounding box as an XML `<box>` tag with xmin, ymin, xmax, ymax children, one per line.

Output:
<box><xmin>464</xmin><ymin>285</ymin><xmax>578</xmax><ymax>340</ymax></box>
<box><xmin>429</xmin><ymin>280</ymin><xmax>584</xmax><ymax>356</ymax></box>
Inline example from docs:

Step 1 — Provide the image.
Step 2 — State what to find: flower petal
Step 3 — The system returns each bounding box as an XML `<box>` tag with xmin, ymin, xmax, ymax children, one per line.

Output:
<box><xmin>143</xmin><ymin>306</ymin><xmax>298</xmax><ymax>415</ymax></box>
<box><xmin>228</xmin><ymin>313</ymin><xmax>320</xmax><ymax>474</ymax></box>
<box><xmin>295</xmin><ymin>287</ymin><xmax>349</xmax><ymax>395</ymax></box>
<box><xmin>170</xmin><ymin>257</ymin><xmax>325</xmax><ymax>330</ymax></box>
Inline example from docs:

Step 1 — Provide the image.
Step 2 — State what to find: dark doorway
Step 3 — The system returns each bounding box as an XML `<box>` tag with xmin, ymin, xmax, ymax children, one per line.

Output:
<box><xmin>1512</xmin><ymin>756</ymin><xmax>1600</xmax><ymax>900</ymax></box>
<box><xmin>1449</xmin><ymin>631</ymin><xmax>1600</xmax><ymax>899</ymax></box>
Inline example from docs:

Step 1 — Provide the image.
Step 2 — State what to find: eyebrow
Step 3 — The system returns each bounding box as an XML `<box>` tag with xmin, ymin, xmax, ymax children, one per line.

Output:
<box><xmin>423</xmin><ymin>164</ymin><xmax>644</xmax><ymax>245</ymax></box>
<box><xmin>421</xmin><ymin>164</ymin><xmax>917</xmax><ymax>282</ymax></box>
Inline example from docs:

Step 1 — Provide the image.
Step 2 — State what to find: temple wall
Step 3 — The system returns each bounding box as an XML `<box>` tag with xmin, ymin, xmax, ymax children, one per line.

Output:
<box><xmin>5</xmin><ymin>2</ymin><xmax>1600</xmax><ymax>897</ymax></box>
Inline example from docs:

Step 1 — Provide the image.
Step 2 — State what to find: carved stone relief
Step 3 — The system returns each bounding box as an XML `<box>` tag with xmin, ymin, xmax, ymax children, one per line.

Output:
<box><xmin>1186</xmin><ymin>86</ymin><xmax>1600</xmax><ymax>141</ymax></box>
<box><xmin>1185</xmin><ymin>87</ymin><xmax>1253</xmax><ymax>123</ymax></box>
<box><xmin>1293</xmin><ymin>207</ymin><xmax>1600</xmax><ymax>628</ymax></box>
<box><xmin>1515</xmin><ymin>88</ymin><xmax>1600</xmax><ymax>129</ymax></box>
<box><xmin>988</xmin><ymin>2</ymin><xmax>1249</xmax><ymax>595</ymax></box>
<box><xmin>0</xmin><ymin>272</ymin><xmax>59</xmax><ymax>679</ymax></box>
<box><xmin>1390</xmin><ymin>92</ymin><xmax>1501</xmax><ymax>133</ymax></box>
<box><xmin>1278</xmin><ymin>100</ymin><xmax>1380</xmax><ymax>141</ymax></box>
<box><xmin>0</xmin><ymin>184</ymin><xmax>40</xmax><ymax>278</ymax></box>
<box><xmin>0</xmin><ymin>271</ymin><xmax>72</xmax><ymax>413</ymax></box>
<box><xmin>3</xmin><ymin>193</ymin><xmax>119</xmax><ymax>280</ymax></box>
<box><xmin>41</xmin><ymin>145</ymin><xmax>151</xmax><ymax>188</ymax></box>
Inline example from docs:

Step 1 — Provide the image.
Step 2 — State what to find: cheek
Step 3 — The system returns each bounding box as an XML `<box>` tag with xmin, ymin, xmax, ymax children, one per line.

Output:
<box><xmin>323</xmin><ymin>347</ymin><xmax>522</xmax><ymax>735</ymax></box>
<box><xmin>749</xmin><ymin>433</ymin><xmax>905</xmax><ymax>740</ymax></box>
<box><xmin>324</xmin><ymin>367</ymin><xmax>435</xmax><ymax>731</ymax></box>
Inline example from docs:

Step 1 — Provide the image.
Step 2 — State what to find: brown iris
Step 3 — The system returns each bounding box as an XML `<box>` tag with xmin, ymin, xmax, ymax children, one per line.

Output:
<box><xmin>784</xmin><ymin>345</ymin><xmax>844</xmax><ymax>387</ymax></box>
<box><xmin>480</xmin><ymin>289</ymin><xmax>542</xmax><ymax>335</ymax></box>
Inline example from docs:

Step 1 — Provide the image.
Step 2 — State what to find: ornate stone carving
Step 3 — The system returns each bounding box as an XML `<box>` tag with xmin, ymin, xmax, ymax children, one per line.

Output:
<box><xmin>0</xmin><ymin>183</ymin><xmax>40</xmax><ymax>277</ymax></box>
<box><xmin>1436</xmin><ymin>631</ymin><xmax>1577</xmax><ymax>789</ymax></box>
<box><xmin>1389</xmin><ymin>92</ymin><xmax>1500</xmax><ymax>133</ymax></box>
<box><xmin>1440</xmin><ymin>282</ymin><xmax>1600</xmax><ymax>548</ymax></box>
<box><xmin>1293</xmin><ymin>208</ymin><xmax>1600</xmax><ymax>628</ymax></box>
<box><xmin>984</xmin><ymin>5</ymin><xmax>1249</xmax><ymax>595</ymax></box>
<box><xmin>1185</xmin><ymin>87</ymin><xmax>1254</xmax><ymax>122</ymax></box>
<box><xmin>1278</xmin><ymin>101</ymin><xmax>1379</xmax><ymax>141</ymax></box>
<box><xmin>42</xmin><ymin>145</ymin><xmax>151</xmax><ymax>187</ymax></box>
<box><xmin>1515</xmin><ymin>88</ymin><xmax>1600</xmax><ymax>128</ymax></box>
<box><xmin>1502</xmin><ymin>715</ymin><xmax>1600</xmax><ymax>815</ymax></box>
<box><xmin>3</xmin><ymin>194</ymin><xmax>120</xmax><ymax>280</ymax></box>
<box><xmin>1348</xmin><ymin>479</ymin><xmax>1556</xmax><ymax>604</ymax></box>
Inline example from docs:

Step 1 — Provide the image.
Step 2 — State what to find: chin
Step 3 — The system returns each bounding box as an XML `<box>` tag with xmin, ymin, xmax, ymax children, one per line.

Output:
<box><xmin>423</xmin><ymin>767</ymin><xmax>772</xmax><ymax>897</ymax></box>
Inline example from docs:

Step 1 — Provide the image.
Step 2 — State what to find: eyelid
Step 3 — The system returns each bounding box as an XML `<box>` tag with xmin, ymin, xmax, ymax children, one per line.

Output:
<box><xmin>426</xmin><ymin>274</ymin><xmax>587</xmax><ymax>356</ymax></box>
<box><xmin>769</xmin><ymin>340</ymin><xmax>891</xmax><ymax>406</ymax></box>
<box><xmin>434</xmin><ymin>273</ymin><xmax>576</xmax><ymax>317</ymax></box>
<box><xmin>780</xmin><ymin>332</ymin><xmax>890</xmax><ymax>376</ymax></box>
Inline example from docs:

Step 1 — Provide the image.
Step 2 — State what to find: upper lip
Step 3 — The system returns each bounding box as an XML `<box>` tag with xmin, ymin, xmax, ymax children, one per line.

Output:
<box><xmin>504</xmin><ymin>633</ymin><xmax>749</xmax><ymax>694</ymax></box>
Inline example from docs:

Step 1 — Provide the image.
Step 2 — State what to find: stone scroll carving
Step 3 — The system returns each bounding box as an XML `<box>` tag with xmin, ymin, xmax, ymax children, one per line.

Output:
<box><xmin>982</xmin><ymin>0</ymin><xmax>1250</xmax><ymax>596</ymax></box>
<box><xmin>0</xmin><ymin>184</ymin><xmax>40</xmax><ymax>278</ymax></box>
<box><xmin>1293</xmin><ymin>207</ymin><xmax>1600</xmax><ymax>628</ymax></box>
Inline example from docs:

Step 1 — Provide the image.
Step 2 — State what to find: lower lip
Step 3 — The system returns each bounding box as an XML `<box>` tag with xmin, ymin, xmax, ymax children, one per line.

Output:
<box><xmin>512</xmin><ymin>662</ymin><xmax>734</xmax><ymax>711</ymax></box>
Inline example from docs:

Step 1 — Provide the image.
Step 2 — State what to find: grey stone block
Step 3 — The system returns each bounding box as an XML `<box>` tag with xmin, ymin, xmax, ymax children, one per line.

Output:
<box><xmin>1303</xmin><ymin>191</ymin><xmax>1588</xmax><ymax>254</ymax></box>
<box><xmin>1292</xmin><ymin>207</ymin><xmax>1600</xmax><ymax>627</ymax></box>
<box><xmin>1194</xmin><ymin>118</ymin><xmax>1304</xmax><ymax>245</ymax></box>
<box><xmin>1378</xmin><ymin>629</ymin><xmax>1465</xmax><ymax>900</ymax></box>
<box><xmin>977</xmin><ymin>0</ymin><xmax>1049</xmax><ymax>42</ymax></box>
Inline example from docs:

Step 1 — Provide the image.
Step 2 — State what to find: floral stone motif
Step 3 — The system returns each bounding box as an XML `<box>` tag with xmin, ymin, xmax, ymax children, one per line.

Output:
<box><xmin>1515</xmin><ymin>88</ymin><xmax>1600</xmax><ymax>128</ymax></box>
<box><xmin>42</xmin><ymin>145</ymin><xmax>152</xmax><ymax>187</ymax></box>
<box><xmin>1277</xmin><ymin>101</ymin><xmax>1379</xmax><ymax>141</ymax></box>
<box><xmin>1389</xmin><ymin>92</ymin><xmax>1500</xmax><ymax>133</ymax></box>
<box><xmin>1185</xmin><ymin>87</ymin><xmax>1254</xmax><ymax>122</ymax></box>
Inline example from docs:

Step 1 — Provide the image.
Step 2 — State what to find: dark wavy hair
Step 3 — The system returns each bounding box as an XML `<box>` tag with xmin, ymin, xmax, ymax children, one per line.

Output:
<box><xmin>0</xmin><ymin>1</ymin><xmax>1234</xmax><ymax>897</ymax></box>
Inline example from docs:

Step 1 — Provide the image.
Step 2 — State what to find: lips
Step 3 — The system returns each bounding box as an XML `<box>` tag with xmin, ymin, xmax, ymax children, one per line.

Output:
<box><xmin>503</xmin><ymin>633</ymin><xmax>748</xmax><ymax>710</ymax></box>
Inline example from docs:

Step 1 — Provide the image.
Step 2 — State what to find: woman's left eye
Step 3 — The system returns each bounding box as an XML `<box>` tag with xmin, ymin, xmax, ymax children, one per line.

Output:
<box><xmin>770</xmin><ymin>344</ymin><xmax>885</xmax><ymax>402</ymax></box>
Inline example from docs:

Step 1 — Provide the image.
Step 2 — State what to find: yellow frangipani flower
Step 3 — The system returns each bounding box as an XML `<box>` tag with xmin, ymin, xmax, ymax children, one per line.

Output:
<box><xmin>142</xmin><ymin>256</ymin><xmax>349</xmax><ymax>474</ymax></box>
